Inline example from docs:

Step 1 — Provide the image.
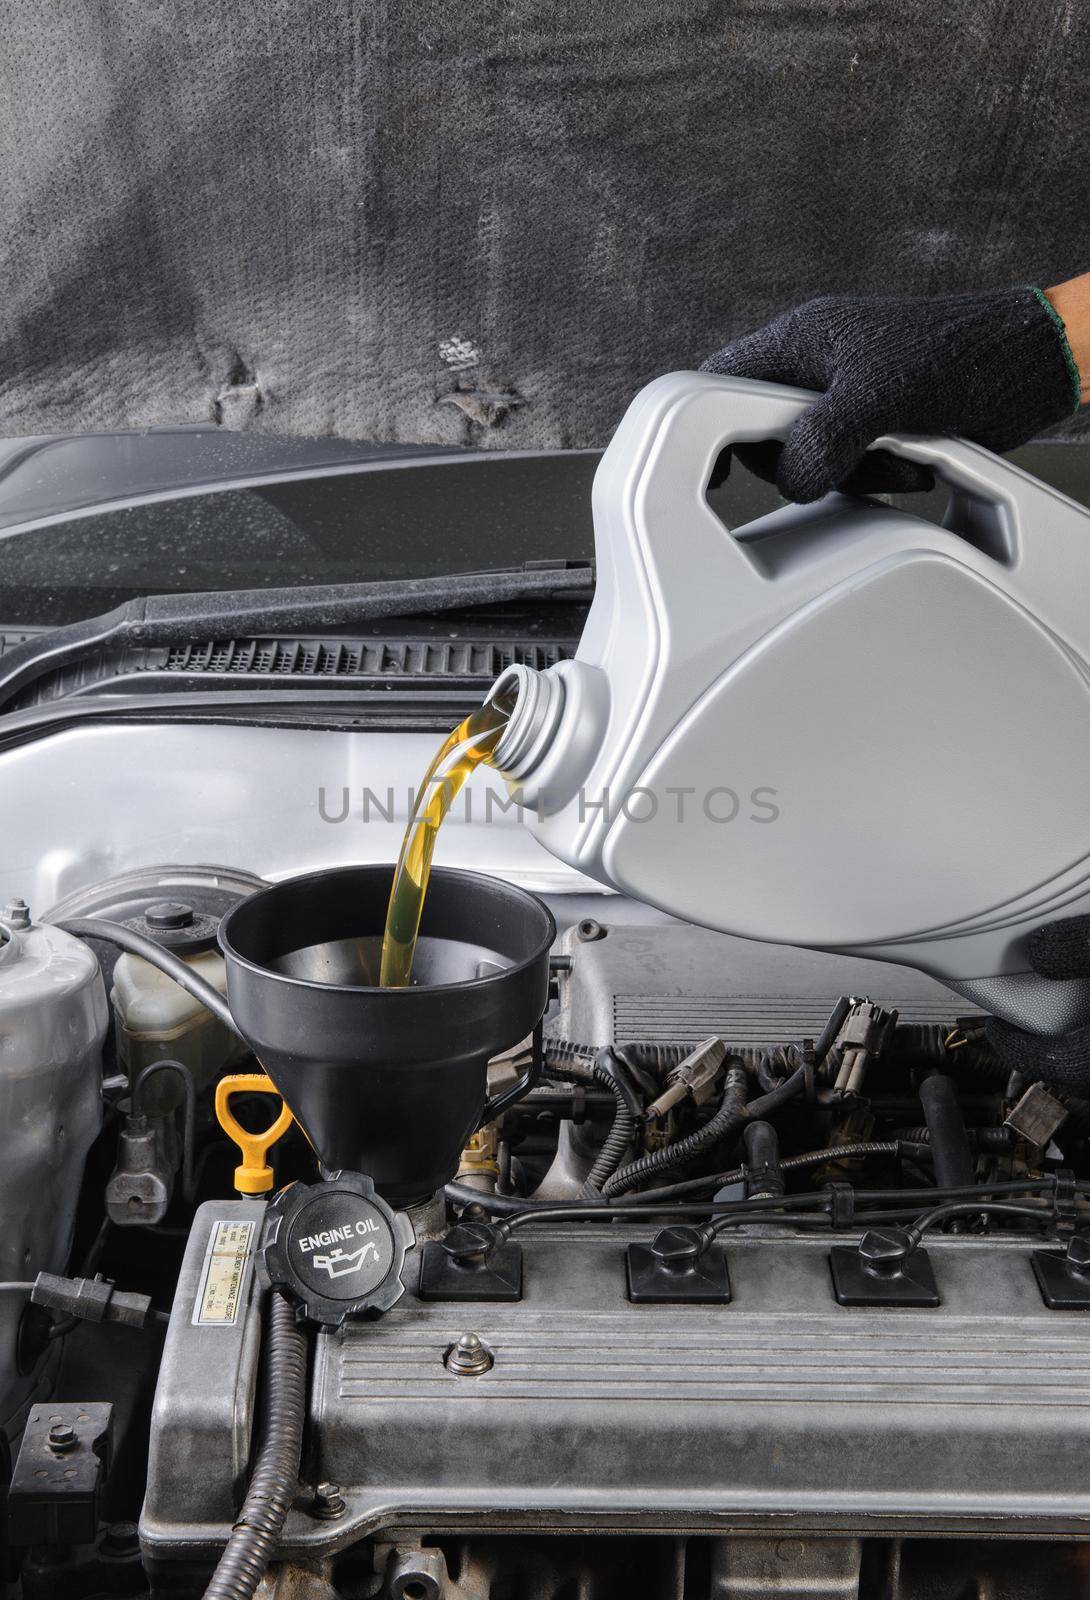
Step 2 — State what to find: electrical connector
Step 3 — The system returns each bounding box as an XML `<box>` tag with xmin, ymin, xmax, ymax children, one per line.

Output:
<box><xmin>831</xmin><ymin>999</ymin><xmax>897</xmax><ymax>1096</ymax></box>
<box><xmin>31</xmin><ymin>1272</ymin><xmax>154</xmax><ymax>1329</ymax></box>
<box><xmin>1004</xmin><ymin>1081</ymin><xmax>1068</xmax><ymax>1150</ymax></box>
<box><xmin>645</xmin><ymin>1037</ymin><xmax>727</xmax><ymax>1122</ymax></box>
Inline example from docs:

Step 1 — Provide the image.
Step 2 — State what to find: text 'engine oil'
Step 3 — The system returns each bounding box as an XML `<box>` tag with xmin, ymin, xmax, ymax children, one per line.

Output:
<box><xmin>379</xmin><ymin>685</ymin><xmax>516</xmax><ymax>987</ymax></box>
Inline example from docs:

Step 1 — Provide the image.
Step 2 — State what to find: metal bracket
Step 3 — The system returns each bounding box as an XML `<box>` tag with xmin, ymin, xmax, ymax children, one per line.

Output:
<box><xmin>8</xmin><ymin>1403</ymin><xmax>112</xmax><ymax>1547</ymax></box>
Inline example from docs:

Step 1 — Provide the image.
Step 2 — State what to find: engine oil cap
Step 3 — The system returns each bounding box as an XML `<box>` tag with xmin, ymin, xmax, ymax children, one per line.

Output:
<box><xmin>260</xmin><ymin>1173</ymin><xmax>414</xmax><ymax>1325</ymax></box>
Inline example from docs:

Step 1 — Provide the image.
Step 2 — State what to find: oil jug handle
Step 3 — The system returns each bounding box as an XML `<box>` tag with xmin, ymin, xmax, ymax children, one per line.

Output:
<box><xmin>615</xmin><ymin>372</ymin><xmax>1062</xmax><ymax>564</ymax></box>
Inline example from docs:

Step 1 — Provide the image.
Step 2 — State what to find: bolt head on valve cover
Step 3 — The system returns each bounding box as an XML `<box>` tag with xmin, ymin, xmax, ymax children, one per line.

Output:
<box><xmin>260</xmin><ymin>1174</ymin><xmax>414</xmax><ymax>1326</ymax></box>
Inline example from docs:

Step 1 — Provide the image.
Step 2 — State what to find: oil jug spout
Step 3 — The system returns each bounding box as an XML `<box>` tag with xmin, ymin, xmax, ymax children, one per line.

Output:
<box><xmin>489</xmin><ymin>659</ymin><xmax>610</xmax><ymax>815</ymax></box>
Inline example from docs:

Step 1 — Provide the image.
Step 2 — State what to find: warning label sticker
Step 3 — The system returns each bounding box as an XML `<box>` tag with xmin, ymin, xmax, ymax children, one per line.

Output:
<box><xmin>192</xmin><ymin>1220</ymin><xmax>255</xmax><ymax>1327</ymax></box>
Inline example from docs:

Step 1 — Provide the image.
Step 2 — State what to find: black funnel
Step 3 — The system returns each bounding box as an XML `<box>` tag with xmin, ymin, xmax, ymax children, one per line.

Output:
<box><xmin>218</xmin><ymin>864</ymin><xmax>555</xmax><ymax>1205</ymax></box>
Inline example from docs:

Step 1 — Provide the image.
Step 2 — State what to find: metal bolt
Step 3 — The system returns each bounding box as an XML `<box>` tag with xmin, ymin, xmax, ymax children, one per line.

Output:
<box><xmin>386</xmin><ymin>1547</ymin><xmax>448</xmax><ymax>1600</ymax></box>
<box><xmin>858</xmin><ymin>1226</ymin><xmax>912</xmax><ymax>1279</ymax></box>
<box><xmin>101</xmin><ymin>1522</ymin><xmax>140</xmax><ymax>1558</ymax></box>
<box><xmin>575</xmin><ymin>918</ymin><xmax>606</xmax><ymax>943</ymax></box>
<box><xmin>311</xmin><ymin>1480</ymin><xmax>346</xmax><ymax>1519</ymax></box>
<box><xmin>649</xmin><ymin>1224</ymin><xmax>706</xmax><ymax>1274</ymax></box>
<box><xmin>47</xmin><ymin>1422</ymin><xmax>78</xmax><ymax>1453</ymax></box>
<box><xmin>445</xmin><ymin>1332</ymin><xmax>494</xmax><ymax>1376</ymax></box>
<box><xmin>1</xmin><ymin>897</ymin><xmax>31</xmax><ymax>930</ymax></box>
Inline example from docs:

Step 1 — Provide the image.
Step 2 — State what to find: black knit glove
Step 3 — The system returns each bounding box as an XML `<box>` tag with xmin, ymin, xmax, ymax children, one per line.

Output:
<box><xmin>701</xmin><ymin>287</ymin><xmax>1080</xmax><ymax>503</ymax></box>
<box><xmin>986</xmin><ymin>915</ymin><xmax>1090</xmax><ymax>1095</ymax></box>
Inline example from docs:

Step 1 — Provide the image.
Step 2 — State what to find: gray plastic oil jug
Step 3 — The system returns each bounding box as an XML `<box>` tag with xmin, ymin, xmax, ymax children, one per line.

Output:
<box><xmin>491</xmin><ymin>372</ymin><xmax>1090</xmax><ymax>1034</ymax></box>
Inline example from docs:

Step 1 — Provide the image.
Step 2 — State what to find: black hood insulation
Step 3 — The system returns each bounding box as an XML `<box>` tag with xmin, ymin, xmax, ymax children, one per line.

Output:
<box><xmin>2</xmin><ymin>3</ymin><xmax>1086</xmax><ymax>450</ymax></box>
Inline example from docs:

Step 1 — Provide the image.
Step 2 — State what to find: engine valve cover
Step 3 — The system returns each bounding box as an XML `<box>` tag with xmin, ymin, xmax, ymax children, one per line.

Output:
<box><xmin>142</xmin><ymin>1204</ymin><xmax>1090</xmax><ymax>1568</ymax></box>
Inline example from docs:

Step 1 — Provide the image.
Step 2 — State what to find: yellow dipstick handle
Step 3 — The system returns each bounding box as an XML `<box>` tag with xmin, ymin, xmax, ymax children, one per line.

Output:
<box><xmin>215</xmin><ymin>1073</ymin><xmax>294</xmax><ymax>1195</ymax></box>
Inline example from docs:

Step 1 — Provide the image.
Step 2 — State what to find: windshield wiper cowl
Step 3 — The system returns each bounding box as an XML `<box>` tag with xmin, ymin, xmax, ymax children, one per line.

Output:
<box><xmin>0</xmin><ymin>564</ymin><xmax>594</xmax><ymax>716</ymax></box>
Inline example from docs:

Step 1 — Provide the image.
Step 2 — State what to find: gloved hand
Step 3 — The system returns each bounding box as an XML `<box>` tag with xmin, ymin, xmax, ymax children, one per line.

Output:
<box><xmin>986</xmin><ymin>915</ymin><xmax>1090</xmax><ymax>1094</ymax></box>
<box><xmin>702</xmin><ymin>287</ymin><xmax>1081</xmax><ymax>503</ymax></box>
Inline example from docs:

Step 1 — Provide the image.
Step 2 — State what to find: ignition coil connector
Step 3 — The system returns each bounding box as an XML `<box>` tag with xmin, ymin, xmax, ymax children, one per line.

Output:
<box><xmin>831</xmin><ymin>999</ymin><xmax>898</xmax><ymax>1097</ymax></box>
<box><xmin>645</xmin><ymin>1037</ymin><xmax>727</xmax><ymax>1122</ymax></box>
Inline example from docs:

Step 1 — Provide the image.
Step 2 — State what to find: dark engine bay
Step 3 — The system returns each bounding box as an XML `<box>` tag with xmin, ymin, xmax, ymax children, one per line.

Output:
<box><xmin>4</xmin><ymin>871</ymin><xmax>1090</xmax><ymax>1600</ymax></box>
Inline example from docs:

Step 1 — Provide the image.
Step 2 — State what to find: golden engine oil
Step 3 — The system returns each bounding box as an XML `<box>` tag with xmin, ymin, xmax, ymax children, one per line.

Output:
<box><xmin>380</xmin><ymin>683</ymin><xmax>516</xmax><ymax>987</ymax></box>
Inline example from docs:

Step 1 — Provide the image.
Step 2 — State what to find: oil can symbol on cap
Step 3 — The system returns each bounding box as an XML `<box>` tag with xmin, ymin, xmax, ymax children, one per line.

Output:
<box><xmin>311</xmin><ymin>1241</ymin><xmax>380</xmax><ymax>1280</ymax></box>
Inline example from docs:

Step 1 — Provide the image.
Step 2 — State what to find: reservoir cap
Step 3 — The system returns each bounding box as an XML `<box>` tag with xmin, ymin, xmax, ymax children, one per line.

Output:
<box><xmin>260</xmin><ymin>1174</ymin><xmax>414</xmax><ymax>1325</ymax></box>
<box><xmin>123</xmin><ymin>900</ymin><xmax>220</xmax><ymax>954</ymax></box>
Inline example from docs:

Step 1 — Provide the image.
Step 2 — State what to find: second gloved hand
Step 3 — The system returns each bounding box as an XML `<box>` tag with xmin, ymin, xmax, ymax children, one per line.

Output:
<box><xmin>987</xmin><ymin>914</ymin><xmax>1090</xmax><ymax>1095</ymax></box>
<box><xmin>701</xmin><ymin>287</ymin><xmax>1081</xmax><ymax>503</ymax></box>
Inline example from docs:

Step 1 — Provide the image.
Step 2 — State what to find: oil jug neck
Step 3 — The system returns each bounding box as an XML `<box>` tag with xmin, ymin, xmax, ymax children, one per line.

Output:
<box><xmin>488</xmin><ymin>663</ymin><xmax>566</xmax><ymax>781</ymax></box>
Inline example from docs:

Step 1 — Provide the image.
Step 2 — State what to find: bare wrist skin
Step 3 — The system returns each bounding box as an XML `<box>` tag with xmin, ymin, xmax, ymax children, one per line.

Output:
<box><xmin>1045</xmin><ymin>272</ymin><xmax>1090</xmax><ymax>403</ymax></box>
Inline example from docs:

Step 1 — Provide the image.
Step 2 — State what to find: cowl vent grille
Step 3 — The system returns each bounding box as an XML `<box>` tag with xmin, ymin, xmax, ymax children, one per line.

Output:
<box><xmin>5</xmin><ymin>633</ymin><xmax>578</xmax><ymax>710</ymax></box>
<box><xmin>157</xmin><ymin>638</ymin><xmax>568</xmax><ymax>679</ymax></box>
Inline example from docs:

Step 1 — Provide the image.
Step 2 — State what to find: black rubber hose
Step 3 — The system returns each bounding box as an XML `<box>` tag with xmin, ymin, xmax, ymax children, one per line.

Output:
<box><xmin>631</xmin><ymin>1139</ymin><xmax>905</xmax><ymax>1204</ymax></box>
<box><xmin>57</xmin><ymin>917</ymin><xmax>243</xmax><ymax>1040</ymax></box>
<box><xmin>543</xmin><ymin>1040</ymin><xmax>652</xmax><ymax>1115</ymax></box>
<box><xmin>589</xmin><ymin>1047</ymin><xmax>644</xmax><ymax>1123</ymax></box>
<box><xmin>905</xmin><ymin>1199</ymin><xmax>1055</xmax><ymax>1245</ymax></box>
<box><xmin>918</xmin><ymin>1071</ymin><xmax>975</xmax><ymax>1191</ymax></box>
<box><xmin>883</xmin><ymin>1021</ymin><xmax>1090</xmax><ymax>1132</ymax></box>
<box><xmin>756</xmin><ymin>1046</ymin><xmax>801</xmax><ymax>1093</ymax></box>
<box><xmin>814</xmin><ymin>996</ymin><xmax>852</xmax><ymax>1066</ymax></box>
<box><xmin>446</xmin><ymin>1181</ymin><xmax>601</xmax><ymax>1214</ymax></box>
<box><xmin>203</xmin><ymin>1292</ymin><xmax>307</xmax><ymax>1600</ymax></box>
<box><xmin>586</xmin><ymin>1052</ymin><xmax>637</xmax><ymax>1190</ymax></box>
<box><xmin>609</xmin><ymin>1042</ymin><xmax>688</xmax><ymax>1076</ymax></box>
<box><xmin>568</xmin><ymin>1000</ymin><xmax>843</xmax><ymax>1200</ymax></box>
<box><xmin>971</xmin><ymin>1127</ymin><xmax>1017</xmax><ymax>1152</ymax></box>
<box><xmin>742</xmin><ymin>1120</ymin><xmax>784</xmax><ymax>1198</ymax></box>
<box><xmin>543</xmin><ymin>1049</ymin><xmax>636</xmax><ymax>1192</ymax></box>
<box><xmin>444</xmin><ymin>1171</ymin><xmax>1075</xmax><ymax>1218</ymax></box>
<box><xmin>602</xmin><ymin>1060</ymin><xmax>750</xmax><ymax>1198</ymax></box>
<box><xmin>745</xmin><ymin>1062</ymin><xmax>808</xmax><ymax>1120</ymax></box>
<box><xmin>610</xmin><ymin>1043</ymin><xmax>663</xmax><ymax>1102</ymax></box>
<box><xmin>443</xmin><ymin>1181</ymin><xmax>820</xmax><ymax>1220</ymax></box>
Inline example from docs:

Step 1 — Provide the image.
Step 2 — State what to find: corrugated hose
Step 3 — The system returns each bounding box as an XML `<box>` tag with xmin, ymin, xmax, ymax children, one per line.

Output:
<box><xmin>202</xmin><ymin>1291</ymin><xmax>307</xmax><ymax>1600</ymax></box>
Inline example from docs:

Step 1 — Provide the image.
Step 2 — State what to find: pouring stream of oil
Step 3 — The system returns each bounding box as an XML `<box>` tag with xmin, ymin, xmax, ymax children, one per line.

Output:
<box><xmin>379</xmin><ymin>685</ymin><xmax>516</xmax><ymax>987</ymax></box>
